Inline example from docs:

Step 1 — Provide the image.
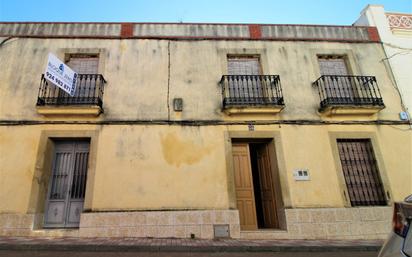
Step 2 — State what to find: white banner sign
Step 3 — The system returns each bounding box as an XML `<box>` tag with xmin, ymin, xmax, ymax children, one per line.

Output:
<box><xmin>44</xmin><ymin>53</ymin><xmax>78</xmax><ymax>96</ymax></box>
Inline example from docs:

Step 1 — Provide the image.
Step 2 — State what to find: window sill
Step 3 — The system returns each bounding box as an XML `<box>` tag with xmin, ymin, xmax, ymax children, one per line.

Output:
<box><xmin>320</xmin><ymin>105</ymin><xmax>385</xmax><ymax>116</ymax></box>
<box><xmin>223</xmin><ymin>106</ymin><xmax>284</xmax><ymax>115</ymax></box>
<box><xmin>36</xmin><ymin>105</ymin><xmax>103</xmax><ymax>116</ymax></box>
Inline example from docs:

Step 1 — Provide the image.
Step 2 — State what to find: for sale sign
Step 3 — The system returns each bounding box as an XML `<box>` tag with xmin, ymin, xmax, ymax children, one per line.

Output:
<box><xmin>44</xmin><ymin>53</ymin><xmax>78</xmax><ymax>96</ymax></box>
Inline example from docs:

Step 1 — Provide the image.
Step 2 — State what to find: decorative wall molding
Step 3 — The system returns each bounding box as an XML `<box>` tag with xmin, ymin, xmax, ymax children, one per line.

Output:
<box><xmin>386</xmin><ymin>13</ymin><xmax>412</xmax><ymax>30</ymax></box>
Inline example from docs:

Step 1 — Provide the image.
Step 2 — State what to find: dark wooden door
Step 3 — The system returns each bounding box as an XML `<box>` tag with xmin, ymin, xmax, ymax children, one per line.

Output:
<box><xmin>256</xmin><ymin>145</ymin><xmax>279</xmax><ymax>228</ymax></box>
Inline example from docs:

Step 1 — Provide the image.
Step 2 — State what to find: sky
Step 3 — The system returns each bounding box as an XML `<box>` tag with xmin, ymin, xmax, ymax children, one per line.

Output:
<box><xmin>0</xmin><ymin>0</ymin><xmax>411</xmax><ymax>25</ymax></box>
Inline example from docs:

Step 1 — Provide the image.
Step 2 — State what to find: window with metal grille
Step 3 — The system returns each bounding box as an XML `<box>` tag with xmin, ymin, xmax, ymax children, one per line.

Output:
<box><xmin>337</xmin><ymin>139</ymin><xmax>387</xmax><ymax>206</ymax></box>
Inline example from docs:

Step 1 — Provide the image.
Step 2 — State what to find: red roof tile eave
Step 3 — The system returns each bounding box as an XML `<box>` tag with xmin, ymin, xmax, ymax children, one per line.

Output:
<box><xmin>0</xmin><ymin>34</ymin><xmax>382</xmax><ymax>43</ymax></box>
<box><xmin>0</xmin><ymin>21</ymin><xmax>375</xmax><ymax>29</ymax></box>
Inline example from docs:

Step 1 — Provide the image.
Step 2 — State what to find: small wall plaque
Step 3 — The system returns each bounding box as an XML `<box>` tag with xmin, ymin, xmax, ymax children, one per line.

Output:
<box><xmin>293</xmin><ymin>169</ymin><xmax>310</xmax><ymax>181</ymax></box>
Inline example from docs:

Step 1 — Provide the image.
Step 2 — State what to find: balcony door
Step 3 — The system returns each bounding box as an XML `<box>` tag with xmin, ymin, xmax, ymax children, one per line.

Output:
<box><xmin>66</xmin><ymin>54</ymin><xmax>99</xmax><ymax>74</ymax></box>
<box><xmin>60</xmin><ymin>54</ymin><xmax>99</xmax><ymax>100</ymax></box>
<box><xmin>318</xmin><ymin>56</ymin><xmax>356</xmax><ymax>101</ymax></box>
<box><xmin>227</xmin><ymin>56</ymin><xmax>263</xmax><ymax>101</ymax></box>
<box><xmin>44</xmin><ymin>140</ymin><xmax>90</xmax><ymax>228</ymax></box>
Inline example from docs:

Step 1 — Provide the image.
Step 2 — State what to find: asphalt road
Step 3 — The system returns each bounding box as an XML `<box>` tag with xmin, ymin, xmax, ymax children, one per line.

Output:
<box><xmin>0</xmin><ymin>250</ymin><xmax>379</xmax><ymax>257</ymax></box>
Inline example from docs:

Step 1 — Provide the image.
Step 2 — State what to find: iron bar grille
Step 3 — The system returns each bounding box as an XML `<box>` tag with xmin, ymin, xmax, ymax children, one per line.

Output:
<box><xmin>220</xmin><ymin>75</ymin><xmax>284</xmax><ymax>108</ymax></box>
<box><xmin>313</xmin><ymin>75</ymin><xmax>384</xmax><ymax>110</ymax></box>
<box><xmin>37</xmin><ymin>74</ymin><xmax>106</xmax><ymax>108</ymax></box>
<box><xmin>337</xmin><ymin>139</ymin><xmax>387</xmax><ymax>206</ymax></box>
<box><xmin>50</xmin><ymin>152</ymin><xmax>71</xmax><ymax>200</ymax></box>
<box><xmin>71</xmin><ymin>151</ymin><xmax>89</xmax><ymax>199</ymax></box>
<box><xmin>49</xmin><ymin>145</ymin><xmax>89</xmax><ymax>200</ymax></box>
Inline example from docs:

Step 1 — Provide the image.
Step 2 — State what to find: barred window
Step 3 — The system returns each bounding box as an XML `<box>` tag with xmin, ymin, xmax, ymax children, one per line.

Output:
<box><xmin>337</xmin><ymin>139</ymin><xmax>387</xmax><ymax>206</ymax></box>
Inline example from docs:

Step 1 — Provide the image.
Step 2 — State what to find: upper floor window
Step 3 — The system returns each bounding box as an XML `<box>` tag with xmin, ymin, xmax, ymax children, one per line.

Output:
<box><xmin>318</xmin><ymin>55</ymin><xmax>349</xmax><ymax>76</ymax></box>
<box><xmin>219</xmin><ymin>55</ymin><xmax>284</xmax><ymax>113</ymax></box>
<box><xmin>65</xmin><ymin>54</ymin><xmax>99</xmax><ymax>74</ymax></box>
<box><xmin>313</xmin><ymin>55</ymin><xmax>384</xmax><ymax>114</ymax></box>
<box><xmin>227</xmin><ymin>56</ymin><xmax>261</xmax><ymax>75</ymax></box>
<box><xmin>37</xmin><ymin>53</ymin><xmax>106</xmax><ymax>114</ymax></box>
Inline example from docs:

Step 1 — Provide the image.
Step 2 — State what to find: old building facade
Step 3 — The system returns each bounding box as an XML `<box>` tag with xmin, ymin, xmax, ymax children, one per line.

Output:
<box><xmin>0</xmin><ymin>21</ymin><xmax>411</xmax><ymax>240</ymax></box>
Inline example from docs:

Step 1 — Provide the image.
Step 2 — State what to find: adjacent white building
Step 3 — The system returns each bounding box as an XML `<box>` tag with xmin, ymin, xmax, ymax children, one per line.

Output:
<box><xmin>355</xmin><ymin>5</ymin><xmax>412</xmax><ymax>119</ymax></box>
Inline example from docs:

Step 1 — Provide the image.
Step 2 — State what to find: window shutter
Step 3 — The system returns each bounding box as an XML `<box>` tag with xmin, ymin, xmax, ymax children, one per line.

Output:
<box><xmin>318</xmin><ymin>57</ymin><xmax>348</xmax><ymax>76</ymax></box>
<box><xmin>228</xmin><ymin>57</ymin><xmax>260</xmax><ymax>75</ymax></box>
<box><xmin>66</xmin><ymin>55</ymin><xmax>99</xmax><ymax>74</ymax></box>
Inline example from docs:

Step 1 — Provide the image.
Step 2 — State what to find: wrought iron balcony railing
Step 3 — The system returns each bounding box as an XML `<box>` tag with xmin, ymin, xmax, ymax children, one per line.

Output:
<box><xmin>37</xmin><ymin>74</ymin><xmax>106</xmax><ymax>108</ymax></box>
<box><xmin>313</xmin><ymin>75</ymin><xmax>384</xmax><ymax>110</ymax></box>
<box><xmin>220</xmin><ymin>75</ymin><xmax>284</xmax><ymax>108</ymax></box>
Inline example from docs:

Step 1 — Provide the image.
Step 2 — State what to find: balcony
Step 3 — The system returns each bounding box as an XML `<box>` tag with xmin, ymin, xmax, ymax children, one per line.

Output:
<box><xmin>313</xmin><ymin>75</ymin><xmax>384</xmax><ymax>116</ymax></box>
<box><xmin>36</xmin><ymin>74</ymin><xmax>106</xmax><ymax>116</ymax></box>
<box><xmin>220</xmin><ymin>75</ymin><xmax>284</xmax><ymax>115</ymax></box>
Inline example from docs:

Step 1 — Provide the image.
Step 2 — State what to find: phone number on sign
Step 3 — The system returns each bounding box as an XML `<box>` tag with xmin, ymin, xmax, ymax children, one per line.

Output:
<box><xmin>46</xmin><ymin>71</ymin><xmax>71</xmax><ymax>91</ymax></box>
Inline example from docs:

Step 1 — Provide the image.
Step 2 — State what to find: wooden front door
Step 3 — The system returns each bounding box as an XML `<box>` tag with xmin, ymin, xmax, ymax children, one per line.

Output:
<box><xmin>232</xmin><ymin>143</ymin><xmax>258</xmax><ymax>230</ymax></box>
<box><xmin>44</xmin><ymin>141</ymin><xmax>90</xmax><ymax>228</ymax></box>
<box><xmin>256</xmin><ymin>145</ymin><xmax>279</xmax><ymax>228</ymax></box>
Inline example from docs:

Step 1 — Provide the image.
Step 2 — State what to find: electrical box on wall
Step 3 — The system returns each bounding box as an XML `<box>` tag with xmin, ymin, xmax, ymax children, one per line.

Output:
<box><xmin>213</xmin><ymin>224</ymin><xmax>230</xmax><ymax>238</ymax></box>
<box><xmin>399</xmin><ymin>111</ymin><xmax>409</xmax><ymax>121</ymax></box>
<box><xmin>173</xmin><ymin>98</ymin><xmax>183</xmax><ymax>112</ymax></box>
<box><xmin>293</xmin><ymin>169</ymin><xmax>310</xmax><ymax>181</ymax></box>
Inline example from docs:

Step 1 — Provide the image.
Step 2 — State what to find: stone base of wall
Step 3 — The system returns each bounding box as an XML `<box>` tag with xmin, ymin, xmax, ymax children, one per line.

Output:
<box><xmin>0</xmin><ymin>207</ymin><xmax>392</xmax><ymax>239</ymax></box>
<box><xmin>0</xmin><ymin>210</ymin><xmax>240</xmax><ymax>239</ymax></box>
<box><xmin>0</xmin><ymin>213</ymin><xmax>80</xmax><ymax>237</ymax></box>
<box><xmin>241</xmin><ymin>207</ymin><xmax>392</xmax><ymax>240</ymax></box>
<box><xmin>79</xmin><ymin>210</ymin><xmax>240</xmax><ymax>239</ymax></box>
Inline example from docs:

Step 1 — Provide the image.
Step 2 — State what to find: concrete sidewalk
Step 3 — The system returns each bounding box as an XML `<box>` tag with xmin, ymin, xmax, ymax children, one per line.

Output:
<box><xmin>0</xmin><ymin>236</ymin><xmax>383</xmax><ymax>252</ymax></box>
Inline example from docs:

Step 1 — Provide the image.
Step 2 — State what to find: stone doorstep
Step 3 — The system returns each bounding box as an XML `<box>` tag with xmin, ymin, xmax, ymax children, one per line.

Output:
<box><xmin>0</xmin><ymin>237</ymin><xmax>384</xmax><ymax>252</ymax></box>
<box><xmin>240</xmin><ymin>229</ymin><xmax>289</xmax><ymax>240</ymax></box>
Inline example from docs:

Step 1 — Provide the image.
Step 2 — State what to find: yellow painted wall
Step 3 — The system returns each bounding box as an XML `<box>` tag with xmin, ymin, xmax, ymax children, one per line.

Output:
<box><xmin>0</xmin><ymin>38</ymin><xmax>406</xmax><ymax>121</ymax></box>
<box><xmin>91</xmin><ymin>125</ymin><xmax>229</xmax><ymax>210</ymax></box>
<box><xmin>0</xmin><ymin>126</ymin><xmax>41</xmax><ymax>212</ymax></box>
<box><xmin>0</xmin><ymin>124</ymin><xmax>410</xmax><ymax>214</ymax></box>
<box><xmin>0</xmin><ymin>37</ymin><xmax>410</xmax><ymax>215</ymax></box>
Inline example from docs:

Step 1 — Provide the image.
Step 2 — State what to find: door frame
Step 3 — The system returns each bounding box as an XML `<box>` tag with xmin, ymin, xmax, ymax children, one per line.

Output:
<box><xmin>43</xmin><ymin>140</ymin><xmax>90</xmax><ymax>228</ymax></box>
<box><xmin>27</xmin><ymin>130</ymin><xmax>99</xmax><ymax>230</ymax></box>
<box><xmin>225</xmin><ymin>131</ymin><xmax>290</xmax><ymax>230</ymax></box>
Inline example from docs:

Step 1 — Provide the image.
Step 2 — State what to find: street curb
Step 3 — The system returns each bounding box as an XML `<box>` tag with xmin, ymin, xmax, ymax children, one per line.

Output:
<box><xmin>0</xmin><ymin>244</ymin><xmax>382</xmax><ymax>252</ymax></box>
